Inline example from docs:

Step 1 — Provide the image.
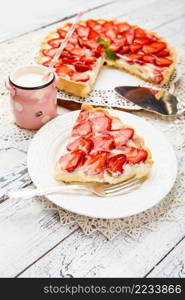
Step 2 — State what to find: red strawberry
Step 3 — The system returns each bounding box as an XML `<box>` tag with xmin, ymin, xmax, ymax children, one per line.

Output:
<box><xmin>156</xmin><ymin>49</ymin><xmax>170</xmax><ymax>57</ymax></box>
<box><xmin>62</xmin><ymin>57</ymin><xmax>79</xmax><ymax>64</ymax></box>
<box><xmin>134</xmin><ymin>27</ymin><xmax>146</xmax><ymax>38</ymax></box>
<box><xmin>81</xmin><ymin>56</ymin><xmax>96</xmax><ymax>64</ymax></box>
<box><xmin>94</xmin><ymin>45</ymin><xmax>105</xmax><ymax>57</ymax></box>
<box><xmin>127</xmin><ymin>53</ymin><xmax>143</xmax><ymax>62</ymax></box>
<box><xmin>121</xmin><ymin>146</ymin><xmax>148</xmax><ymax>164</ymax></box>
<box><xmin>105</xmin><ymin>28</ymin><xmax>116</xmax><ymax>41</ymax></box>
<box><xmin>76</xmin><ymin>25</ymin><xmax>90</xmax><ymax>37</ymax></box>
<box><xmin>102</xmin><ymin>21</ymin><xmax>114</xmax><ymax>30</ymax></box>
<box><xmin>74</xmin><ymin>63</ymin><xmax>92</xmax><ymax>72</ymax></box>
<box><xmin>48</xmin><ymin>38</ymin><xmax>63</xmax><ymax>48</ymax></box>
<box><xmin>71</xmin><ymin>72</ymin><xmax>90</xmax><ymax>82</ymax></box>
<box><xmin>64</xmin><ymin>43</ymin><xmax>75</xmax><ymax>52</ymax></box>
<box><xmin>110</xmin><ymin>128</ymin><xmax>134</xmax><ymax>148</ymax></box>
<box><xmin>67</xmin><ymin>137</ymin><xmax>93</xmax><ymax>154</ymax></box>
<box><xmin>69</xmin><ymin>48</ymin><xmax>86</xmax><ymax>56</ymax></box>
<box><xmin>84</xmin><ymin>151</ymin><xmax>108</xmax><ymax>175</ymax></box>
<box><xmin>72</xmin><ymin>120</ymin><xmax>91</xmax><ymax>137</ymax></box>
<box><xmin>142</xmin><ymin>54</ymin><xmax>155</xmax><ymax>63</ymax></box>
<box><xmin>59</xmin><ymin>151</ymin><xmax>85</xmax><ymax>172</ymax></box>
<box><xmin>93</xmin><ymin>135</ymin><xmax>115</xmax><ymax>152</ymax></box>
<box><xmin>110</xmin><ymin>37</ymin><xmax>126</xmax><ymax>52</ymax></box>
<box><xmin>42</xmin><ymin>48</ymin><xmax>58</xmax><ymax>57</ymax></box>
<box><xmin>143</xmin><ymin>42</ymin><xmax>166</xmax><ymax>54</ymax></box>
<box><xmin>91</xmin><ymin>116</ymin><xmax>112</xmax><ymax>133</ymax></box>
<box><xmin>150</xmin><ymin>72</ymin><xmax>164</xmax><ymax>84</ymax></box>
<box><xmin>42</xmin><ymin>59</ymin><xmax>51</xmax><ymax>67</ymax></box>
<box><xmin>87</xmin><ymin>20</ymin><xmax>101</xmax><ymax>30</ymax></box>
<box><xmin>155</xmin><ymin>57</ymin><xmax>173</xmax><ymax>67</ymax></box>
<box><xmin>117</xmin><ymin>22</ymin><xmax>131</xmax><ymax>33</ymax></box>
<box><xmin>130</xmin><ymin>44</ymin><xmax>142</xmax><ymax>53</ymax></box>
<box><xmin>88</xmin><ymin>28</ymin><xmax>99</xmax><ymax>40</ymax></box>
<box><xmin>147</xmin><ymin>34</ymin><xmax>158</xmax><ymax>42</ymax></box>
<box><xmin>56</xmin><ymin>65</ymin><xmax>74</xmax><ymax>76</ymax></box>
<box><xmin>76</xmin><ymin>109</ymin><xmax>89</xmax><ymax>123</ymax></box>
<box><xmin>125</xmin><ymin>29</ymin><xmax>135</xmax><ymax>45</ymax></box>
<box><xmin>82</xmin><ymin>40</ymin><xmax>98</xmax><ymax>49</ymax></box>
<box><xmin>57</xmin><ymin>28</ymin><xmax>67</xmax><ymax>38</ymax></box>
<box><xmin>134</xmin><ymin>37</ymin><xmax>151</xmax><ymax>45</ymax></box>
<box><xmin>107</xmin><ymin>154</ymin><xmax>126</xmax><ymax>176</ymax></box>
<box><xmin>119</xmin><ymin>46</ymin><xmax>130</xmax><ymax>54</ymax></box>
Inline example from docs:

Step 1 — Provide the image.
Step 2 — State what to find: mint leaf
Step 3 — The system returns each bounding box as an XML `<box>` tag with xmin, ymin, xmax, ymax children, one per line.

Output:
<box><xmin>97</xmin><ymin>37</ymin><xmax>109</xmax><ymax>49</ymax></box>
<box><xmin>105</xmin><ymin>48</ymin><xmax>116</xmax><ymax>61</ymax></box>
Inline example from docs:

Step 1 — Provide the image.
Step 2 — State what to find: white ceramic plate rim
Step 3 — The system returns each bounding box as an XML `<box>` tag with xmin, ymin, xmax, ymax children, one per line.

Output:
<box><xmin>27</xmin><ymin>109</ymin><xmax>177</xmax><ymax>219</ymax></box>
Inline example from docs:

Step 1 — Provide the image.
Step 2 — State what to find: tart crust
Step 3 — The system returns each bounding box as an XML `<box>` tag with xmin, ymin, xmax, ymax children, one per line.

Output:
<box><xmin>36</xmin><ymin>19</ymin><xmax>176</xmax><ymax>97</ymax></box>
<box><xmin>55</xmin><ymin>104</ymin><xmax>153</xmax><ymax>184</ymax></box>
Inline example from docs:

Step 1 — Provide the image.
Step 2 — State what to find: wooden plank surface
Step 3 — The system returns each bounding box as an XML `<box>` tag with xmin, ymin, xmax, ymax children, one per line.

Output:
<box><xmin>0</xmin><ymin>0</ymin><xmax>185</xmax><ymax>278</ymax></box>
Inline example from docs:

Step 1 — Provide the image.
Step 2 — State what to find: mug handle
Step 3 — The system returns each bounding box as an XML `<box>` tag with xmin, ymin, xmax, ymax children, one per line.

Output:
<box><xmin>5</xmin><ymin>80</ymin><xmax>16</xmax><ymax>97</ymax></box>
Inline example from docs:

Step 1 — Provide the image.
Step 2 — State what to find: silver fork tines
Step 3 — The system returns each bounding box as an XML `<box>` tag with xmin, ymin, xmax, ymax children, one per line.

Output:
<box><xmin>103</xmin><ymin>177</ymin><xmax>144</xmax><ymax>196</ymax></box>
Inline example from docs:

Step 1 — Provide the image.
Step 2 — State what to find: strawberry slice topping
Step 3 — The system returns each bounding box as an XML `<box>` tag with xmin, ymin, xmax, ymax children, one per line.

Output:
<box><xmin>127</xmin><ymin>53</ymin><xmax>143</xmax><ymax>63</ymax></box>
<box><xmin>48</xmin><ymin>38</ymin><xmax>63</xmax><ymax>48</ymax></box>
<box><xmin>67</xmin><ymin>137</ymin><xmax>93</xmax><ymax>154</ymax></box>
<box><xmin>74</xmin><ymin>63</ymin><xmax>92</xmax><ymax>72</ymax></box>
<box><xmin>59</xmin><ymin>151</ymin><xmax>85</xmax><ymax>172</ymax></box>
<box><xmin>71</xmin><ymin>72</ymin><xmax>90</xmax><ymax>82</ymax></box>
<box><xmin>107</xmin><ymin>154</ymin><xmax>126</xmax><ymax>176</ymax></box>
<box><xmin>105</xmin><ymin>28</ymin><xmax>116</xmax><ymax>41</ymax></box>
<box><xmin>102</xmin><ymin>21</ymin><xmax>114</xmax><ymax>31</ymax></box>
<box><xmin>42</xmin><ymin>48</ymin><xmax>58</xmax><ymax>57</ymax></box>
<box><xmin>76</xmin><ymin>109</ymin><xmax>89</xmax><ymax>123</ymax></box>
<box><xmin>91</xmin><ymin>116</ymin><xmax>112</xmax><ymax>133</ymax></box>
<box><xmin>88</xmin><ymin>28</ymin><xmax>99</xmax><ymax>40</ymax></box>
<box><xmin>69</xmin><ymin>48</ymin><xmax>86</xmax><ymax>57</ymax></box>
<box><xmin>118</xmin><ymin>46</ymin><xmax>130</xmax><ymax>54</ymax></box>
<box><xmin>134</xmin><ymin>27</ymin><xmax>146</xmax><ymax>38</ymax></box>
<box><xmin>87</xmin><ymin>20</ymin><xmax>101</xmax><ymax>30</ymax></box>
<box><xmin>82</xmin><ymin>40</ymin><xmax>98</xmax><ymax>49</ymax></box>
<box><xmin>110</xmin><ymin>37</ymin><xmax>126</xmax><ymax>52</ymax></box>
<box><xmin>93</xmin><ymin>135</ymin><xmax>115</xmax><ymax>152</ymax></box>
<box><xmin>156</xmin><ymin>49</ymin><xmax>170</xmax><ymax>57</ymax></box>
<box><xmin>155</xmin><ymin>57</ymin><xmax>173</xmax><ymax>67</ymax></box>
<box><xmin>125</xmin><ymin>29</ymin><xmax>135</xmax><ymax>45</ymax></box>
<box><xmin>42</xmin><ymin>59</ymin><xmax>51</xmax><ymax>67</ymax></box>
<box><xmin>150</xmin><ymin>72</ymin><xmax>164</xmax><ymax>84</ymax></box>
<box><xmin>142</xmin><ymin>54</ymin><xmax>155</xmax><ymax>63</ymax></box>
<box><xmin>117</xmin><ymin>22</ymin><xmax>131</xmax><ymax>32</ymax></box>
<box><xmin>110</xmin><ymin>128</ymin><xmax>134</xmax><ymax>148</ymax></box>
<box><xmin>72</xmin><ymin>120</ymin><xmax>91</xmax><ymax>137</ymax></box>
<box><xmin>143</xmin><ymin>42</ymin><xmax>166</xmax><ymax>54</ymax></box>
<box><xmin>81</xmin><ymin>56</ymin><xmax>97</xmax><ymax>64</ymax></box>
<box><xmin>130</xmin><ymin>44</ymin><xmax>142</xmax><ymax>53</ymax></box>
<box><xmin>55</xmin><ymin>65</ymin><xmax>74</xmax><ymax>76</ymax></box>
<box><xmin>134</xmin><ymin>37</ymin><xmax>151</xmax><ymax>45</ymax></box>
<box><xmin>84</xmin><ymin>151</ymin><xmax>108</xmax><ymax>175</ymax></box>
<box><xmin>121</xmin><ymin>146</ymin><xmax>148</xmax><ymax>164</ymax></box>
<box><xmin>94</xmin><ymin>45</ymin><xmax>105</xmax><ymax>57</ymax></box>
<box><xmin>76</xmin><ymin>25</ymin><xmax>90</xmax><ymax>37</ymax></box>
<box><xmin>57</xmin><ymin>28</ymin><xmax>67</xmax><ymax>38</ymax></box>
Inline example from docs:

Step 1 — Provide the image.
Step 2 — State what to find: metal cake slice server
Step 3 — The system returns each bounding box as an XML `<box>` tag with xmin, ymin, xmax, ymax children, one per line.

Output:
<box><xmin>115</xmin><ymin>86</ymin><xmax>182</xmax><ymax>116</ymax></box>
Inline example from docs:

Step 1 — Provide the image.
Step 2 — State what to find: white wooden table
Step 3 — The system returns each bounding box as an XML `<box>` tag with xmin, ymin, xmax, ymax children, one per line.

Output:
<box><xmin>0</xmin><ymin>0</ymin><xmax>185</xmax><ymax>278</ymax></box>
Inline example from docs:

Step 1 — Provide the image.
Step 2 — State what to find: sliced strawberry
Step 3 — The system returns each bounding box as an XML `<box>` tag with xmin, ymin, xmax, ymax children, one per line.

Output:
<box><xmin>150</xmin><ymin>72</ymin><xmax>164</xmax><ymax>84</ymax></box>
<box><xmin>127</xmin><ymin>53</ymin><xmax>143</xmax><ymax>62</ymax></box>
<box><xmin>72</xmin><ymin>120</ymin><xmax>91</xmax><ymax>137</ymax></box>
<box><xmin>147</xmin><ymin>34</ymin><xmax>158</xmax><ymax>42</ymax></box>
<box><xmin>143</xmin><ymin>42</ymin><xmax>166</xmax><ymax>54</ymax></box>
<box><xmin>94</xmin><ymin>45</ymin><xmax>105</xmax><ymax>57</ymax></box>
<box><xmin>107</xmin><ymin>154</ymin><xmax>126</xmax><ymax>176</ymax></box>
<box><xmin>48</xmin><ymin>38</ymin><xmax>63</xmax><ymax>48</ymax></box>
<box><xmin>155</xmin><ymin>57</ymin><xmax>173</xmax><ymax>67</ymax></box>
<box><xmin>69</xmin><ymin>33</ymin><xmax>78</xmax><ymax>45</ymax></box>
<box><xmin>82</xmin><ymin>40</ymin><xmax>98</xmax><ymax>49</ymax></box>
<box><xmin>81</xmin><ymin>56</ymin><xmax>97</xmax><ymax>64</ymax></box>
<box><xmin>142</xmin><ymin>54</ymin><xmax>155</xmax><ymax>63</ymax></box>
<box><xmin>76</xmin><ymin>109</ymin><xmax>89</xmax><ymax>123</ymax></box>
<box><xmin>55</xmin><ymin>65</ymin><xmax>74</xmax><ymax>76</ymax></box>
<box><xmin>57</xmin><ymin>28</ymin><xmax>67</xmax><ymax>38</ymax></box>
<box><xmin>71</xmin><ymin>72</ymin><xmax>90</xmax><ymax>82</ymax></box>
<box><xmin>105</xmin><ymin>28</ymin><xmax>116</xmax><ymax>41</ymax></box>
<box><xmin>86</xmin><ymin>19</ymin><xmax>101</xmax><ymax>30</ymax></box>
<box><xmin>84</xmin><ymin>151</ymin><xmax>108</xmax><ymax>175</ymax></box>
<box><xmin>130</xmin><ymin>44</ymin><xmax>142</xmax><ymax>53</ymax></box>
<box><xmin>110</xmin><ymin>37</ymin><xmax>126</xmax><ymax>52</ymax></box>
<box><xmin>67</xmin><ymin>137</ymin><xmax>93</xmax><ymax>154</ymax></box>
<box><xmin>110</xmin><ymin>128</ymin><xmax>134</xmax><ymax>148</ymax></box>
<box><xmin>76</xmin><ymin>25</ymin><xmax>90</xmax><ymax>37</ymax></box>
<box><xmin>42</xmin><ymin>48</ymin><xmax>58</xmax><ymax>57</ymax></box>
<box><xmin>64</xmin><ymin>43</ymin><xmax>75</xmax><ymax>52</ymax></box>
<box><xmin>134</xmin><ymin>37</ymin><xmax>151</xmax><ymax>45</ymax></box>
<box><xmin>42</xmin><ymin>59</ymin><xmax>51</xmax><ymax>67</ymax></box>
<box><xmin>91</xmin><ymin>116</ymin><xmax>112</xmax><ymax>133</ymax></box>
<box><xmin>69</xmin><ymin>48</ymin><xmax>86</xmax><ymax>57</ymax></box>
<box><xmin>155</xmin><ymin>49</ymin><xmax>170</xmax><ymax>57</ymax></box>
<box><xmin>54</xmin><ymin>58</ymin><xmax>63</xmax><ymax>68</ymax></box>
<box><xmin>102</xmin><ymin>21</ymin><xmax>114</xmax><ymax>30</ymax></box>
<box><xmin>118</xmin><ymin>46</ymin><xmax>130</xmax><ymax>54</ymax></box>
<box><xmin>117</xmin><ymin>22</ymin><xmax>131</xmax><ymax>33</ymax></box>
<box><xmin>93</xmin><ymin>135</ymin><xmax>115</xmax><ymax>152</ymax></box>
<box><xmin>88</xmin><ymin>28</ymin><xmax>99</xmax><ymax>40</ymax></box>
<box><xmin>134</xmin><ymin>27</ymin><xmax>146</xmax><ymax>38</ymax></box>
<box><xmin>121</xmin><ymin>146</ymin><xmax>148</xmax><ymax>164</ymax></box>
<box><xmin>59</xmin><ymin>150</ymin><xmax>85</xmax><ymax>172</ymax></box>
<box><xmin>74</xmin><ymin>63</ymin><xmax>92</xmax><ymax>72</ymax></box>
<box><xmin>62</xmin><ymin>57</ymin><xmax>79</xmax><ymax>64</ymax></box>
<box><xmin>124</xmin><ymin>29</ymin><xmax>135</xmax><ymax>45</ymax></box>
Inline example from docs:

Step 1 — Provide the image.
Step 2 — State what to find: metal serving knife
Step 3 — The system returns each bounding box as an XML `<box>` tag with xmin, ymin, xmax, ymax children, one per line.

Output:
<box><xmin>114</xmin><ymin>86</ymin><xmax>181</xmax><ymax>116</ymax></box>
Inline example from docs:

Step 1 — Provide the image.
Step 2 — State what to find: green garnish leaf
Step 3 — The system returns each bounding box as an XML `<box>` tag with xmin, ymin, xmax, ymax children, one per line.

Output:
<box><xmin>97</xmin><ymin>37</ymin><xmax>109</xmax><ymax>49</ymax></box>
<box><xmin>105</xmin><ymin>48</ymin><xmax>116</xmax><ymax>61</ymax></box>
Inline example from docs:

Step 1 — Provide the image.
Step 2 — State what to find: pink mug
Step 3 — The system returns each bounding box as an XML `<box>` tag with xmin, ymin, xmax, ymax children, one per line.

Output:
<box><xmin>6</xmin><ymin>65</ymin><xmax>57</xmax><ymax>130</ymax></box>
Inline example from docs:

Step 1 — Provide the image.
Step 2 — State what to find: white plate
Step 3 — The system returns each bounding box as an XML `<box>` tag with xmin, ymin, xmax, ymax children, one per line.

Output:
<box><xmin>27</xmin><ymin>109</ymin><xmax>177</xmax><ymax>219</ymax></box>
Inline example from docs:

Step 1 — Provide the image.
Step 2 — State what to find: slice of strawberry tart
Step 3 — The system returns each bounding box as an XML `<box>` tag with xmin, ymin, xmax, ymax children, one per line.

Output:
<box><xmin>55</xmin><ymin>104</ymin><xmax>153</xmax><ymax>184</ymax></box>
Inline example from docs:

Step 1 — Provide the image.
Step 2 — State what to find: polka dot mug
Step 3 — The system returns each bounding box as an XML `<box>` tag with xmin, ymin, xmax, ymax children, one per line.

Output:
<box><xmin>6</xmin><ymin>65</ymin><xmax>57</xmax><ymax>130</ymax></box>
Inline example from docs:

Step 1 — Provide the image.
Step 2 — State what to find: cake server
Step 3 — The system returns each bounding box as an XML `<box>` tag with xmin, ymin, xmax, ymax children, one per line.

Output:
<box><xmin>114</xmin><ymin>86</ymin><xmax>182</xmax><ymax>116</ymax></box>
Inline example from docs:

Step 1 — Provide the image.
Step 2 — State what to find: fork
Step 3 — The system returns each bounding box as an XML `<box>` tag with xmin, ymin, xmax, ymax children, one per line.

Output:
<box><xmin>6</xmin><ymin>176</ymin><xmax>145</xmax><ymax>199</ymax></box>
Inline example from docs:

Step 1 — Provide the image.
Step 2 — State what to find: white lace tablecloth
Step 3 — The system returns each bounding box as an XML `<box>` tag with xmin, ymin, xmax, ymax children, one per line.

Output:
<box><xmin>0</xmin><ymin>32</ymin><xmax>185</xmax><ymax>239</ymax></box>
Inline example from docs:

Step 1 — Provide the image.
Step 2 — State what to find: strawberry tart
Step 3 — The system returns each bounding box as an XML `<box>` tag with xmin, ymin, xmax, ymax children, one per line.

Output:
<box><xmin>37</xmin><ymin>19</ymin><xmax>176</xmax><ymax>97</ymax></box>
<box><xmin>55</xmin><ymin>104</ymin><xmax>153</xmax><ymax>184</ymax></box>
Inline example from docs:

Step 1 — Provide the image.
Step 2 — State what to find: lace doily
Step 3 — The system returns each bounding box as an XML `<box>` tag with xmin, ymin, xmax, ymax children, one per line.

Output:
<box><xmin>0</xmin><ymin>28</ymin><xmax>185</xmax><ymax>239</ymax></box>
